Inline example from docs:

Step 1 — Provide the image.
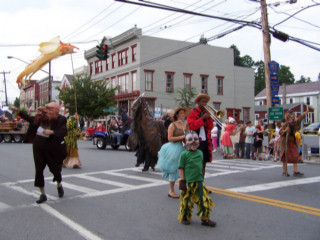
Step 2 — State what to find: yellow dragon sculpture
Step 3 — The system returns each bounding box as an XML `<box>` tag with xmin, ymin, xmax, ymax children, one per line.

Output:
<box><xmin>16</xmin><ymin>36</ymin><xmax>78</xmax><ymax>88</ymax></box>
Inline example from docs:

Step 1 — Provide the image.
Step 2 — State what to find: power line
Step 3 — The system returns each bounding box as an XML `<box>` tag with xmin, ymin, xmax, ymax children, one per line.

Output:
<box><xmin>63</xmin><ymin>2</ymin><xmax>116</xmax><ymax>40</ymax></box>
<box><xmin>272</xmin><ymin>2</ymin><xmax>320</xmax><ymax>28</ymax></box>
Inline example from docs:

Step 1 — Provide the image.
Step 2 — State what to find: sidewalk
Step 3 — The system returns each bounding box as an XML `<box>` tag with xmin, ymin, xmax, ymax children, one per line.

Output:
<box><xmin>213</xmin><ymin>148</ymin><xmax>320</xmax><ymax>164</ymax></box>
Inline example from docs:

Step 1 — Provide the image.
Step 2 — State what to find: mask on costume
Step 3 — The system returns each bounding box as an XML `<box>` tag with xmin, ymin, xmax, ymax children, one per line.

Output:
<box><xmin>35</xmin><ymin>103</ymin><xmax>59</xmax><ymax>125</ymax></box>
<box><xmin>285</xmin><ymin>110</ymin><xmax>295</xmax><ymax>126</ymax></box>
<box><xmin>185</xmin><ymin>131</ymin><xmax>199</xmax><ymax>151</ymax></box>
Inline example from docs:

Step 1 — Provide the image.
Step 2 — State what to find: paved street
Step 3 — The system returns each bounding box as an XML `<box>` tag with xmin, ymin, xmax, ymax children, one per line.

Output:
<box><xmin>1</xmin><ymin>141</ymin><xmax>320</xmax><ymax>240</ymax></box>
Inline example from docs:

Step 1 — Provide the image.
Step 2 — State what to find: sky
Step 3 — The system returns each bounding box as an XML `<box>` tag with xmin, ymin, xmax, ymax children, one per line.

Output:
<box><xmin>0</xmin><ymin>0</ymin><xmax>319</xmax><ymax>104</ymax></box>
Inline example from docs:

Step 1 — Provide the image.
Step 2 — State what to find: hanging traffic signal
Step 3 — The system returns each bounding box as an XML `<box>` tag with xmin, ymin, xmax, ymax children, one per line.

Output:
<box><xmin>102</xmin><ymin>44</ymin><xmax>109</xmax><ymax>60</ymax></box>
<box><xmin>96</xmin><ymin>42</ymin><xmax>109</xmax><ymax>60</ymax></box>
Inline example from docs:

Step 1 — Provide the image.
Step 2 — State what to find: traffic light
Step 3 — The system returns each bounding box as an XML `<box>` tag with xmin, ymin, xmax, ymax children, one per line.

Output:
<box><xmin>96</xmin><ymin>42</ymin><xmax>109</xmax><ymax>60</ymax></box>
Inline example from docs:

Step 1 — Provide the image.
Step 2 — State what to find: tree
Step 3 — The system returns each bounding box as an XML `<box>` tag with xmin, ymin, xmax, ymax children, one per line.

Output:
<box><xmin>13</xmin><ymin>97</ymin><xmax>20</xmax><ymax>108</ymax></box>
<box><xmin>57</xmin><ymin>74</ymin><xmax>117</xmax><ymax>118</ymax></box>
<box><xmin>296</xmin><ymin>75</ymin><xmax>311</xmax><ymax>84</ymax></box>
<box><xmin>254</xmin><ymin>60</ymin><xmax>266</xmax><ymax>95</ymax></box>
<box><xmin>174</xmin><ymin>87</ymin><xmax>197</xmax><ymax>108</ymax></box>
<box><xmin>230</xmin><ymin>44</ymin><xmax>242</xmax><ymax>66</ymax></box>
<box><xmin>277</xmin><ymin>65</ymin><xmax>295</xmax><ymax>85</ymax></box>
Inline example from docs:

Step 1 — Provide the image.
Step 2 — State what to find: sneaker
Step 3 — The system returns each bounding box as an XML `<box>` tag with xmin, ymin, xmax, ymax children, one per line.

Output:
<box><xmin>36</xmin><ymin>194</ymin><xmax>47</xmax><ymax>204</ymax></box>
<box><xmin>213</xmin><ymin>149</ymin><xmax>216</xmax><ymax>153</ymax></box>
<box><xmin>57</xmin><ymin>185</ymin><xmax>64</xmax><ymax>198</ymax></box>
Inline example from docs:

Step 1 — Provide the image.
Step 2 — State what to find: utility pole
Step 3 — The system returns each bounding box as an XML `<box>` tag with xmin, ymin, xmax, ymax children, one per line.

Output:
<box><xmin>1</xmin><ymin>71</ymin><xmax>10</xmax><ymax>106</ymax></box>
<box><xmin>48</xmin><ymin>61</ymin><xmax>51</xmax><ymax>102</ymax></box>
<box><xmin>260</xmin><ymin>0</ymin><xmax>273</xmax><ymax>136</ymax></box>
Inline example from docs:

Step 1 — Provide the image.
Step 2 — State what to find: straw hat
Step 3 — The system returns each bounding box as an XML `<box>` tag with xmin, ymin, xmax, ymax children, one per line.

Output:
<box><xmin>172</xmin><ymin>106</ymin><xmax>190</xmax><ymax>121</ymax></box>
<box><xmin>194</xmin><ymin>93</ymin><xmax>210</xmax><ymax>104</ymax></box>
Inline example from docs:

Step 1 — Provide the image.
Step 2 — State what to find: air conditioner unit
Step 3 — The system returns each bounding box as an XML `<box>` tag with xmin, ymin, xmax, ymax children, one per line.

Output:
<box><xmin>166</xmin><ymin>87</ymin><xmax>173</xmax><ymax>92</ymax></box>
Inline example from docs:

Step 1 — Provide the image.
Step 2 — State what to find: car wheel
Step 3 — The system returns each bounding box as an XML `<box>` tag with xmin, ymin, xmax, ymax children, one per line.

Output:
<box><xmin>3</xmin><ymin>134</ymin><xmax>12</xmax><ymax>143</ymax></box>
<box><xmin>13</xmin><ymin>135</ymin><xmax>23</xmax><ymax>143</ymax></box>
<box><xmin>96</xmin><ymin>138</ymin><xmax>106</xmax><ymax>149</ymax></box>
<box><xmin>0</xmin><ymin>135</ymin><xmax>3</xmax><ymax>143</ymax></box>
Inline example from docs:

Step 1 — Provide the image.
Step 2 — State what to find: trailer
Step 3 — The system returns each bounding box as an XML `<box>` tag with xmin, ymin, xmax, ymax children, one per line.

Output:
<box><xmin>0</xmin><ymin>122</ymin><xmax>28</xmax><ymax>143</ymax></box>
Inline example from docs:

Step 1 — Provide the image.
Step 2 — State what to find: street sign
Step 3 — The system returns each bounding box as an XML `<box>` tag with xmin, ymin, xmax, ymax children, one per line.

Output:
<box><xmin>270</xmin><ymin>74</ymin><xmax>278</xmax><ymax>83</ymax></box>
<box><xmin>271</xmin><ymin>96</ymin><xmax>280</xmax><ymax>105</ymax></box>
<box><xmin>270</xmin><ymin>83</ymin><xmax>280</xmax><ymax>96</ymax></box>
<box><xmin>268</xmin><ymin>61</ymin><xmax>279</xmax><ymax>74</ymax></box>
<box><xmin>103</xmin><ymin>107</ymin><xmax>117</xmax><ymax>113</ymax></box>
<box><xmin>269</xmin><ymin>107</ymin><xmax>283</xmax><ymax>120</ymax></box>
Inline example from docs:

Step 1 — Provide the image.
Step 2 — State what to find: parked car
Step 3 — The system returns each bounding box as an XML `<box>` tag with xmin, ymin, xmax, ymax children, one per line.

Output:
<box><xmin>302</xmin><ymin>122</ymin><xmax>320</xmax><ymax>135</ymax></box>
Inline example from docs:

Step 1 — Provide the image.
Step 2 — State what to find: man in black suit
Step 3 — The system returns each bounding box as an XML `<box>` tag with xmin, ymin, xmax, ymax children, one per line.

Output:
<box><xmin>10</xmin><ymin>102</ymin><xmax>67</xmax><ymax>204</ymax></box>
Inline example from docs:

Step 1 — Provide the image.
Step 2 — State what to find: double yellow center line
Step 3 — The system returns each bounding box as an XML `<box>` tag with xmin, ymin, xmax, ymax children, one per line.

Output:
<box><xmin>207</xmin><ymin>186</ymin><xmax>320</xmax><ymax>217</ymax></box>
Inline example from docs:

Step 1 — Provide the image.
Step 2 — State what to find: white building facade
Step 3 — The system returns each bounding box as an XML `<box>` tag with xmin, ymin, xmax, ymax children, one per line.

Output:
<box><xmin>85</xmin><ymin>27</ymin><xmax>255</xmax><ymax>122</ymax></box>
<box><xmin>255</xmin><ymin>81</ymin><xmax>320</xmax><ymax>122</ymax></box>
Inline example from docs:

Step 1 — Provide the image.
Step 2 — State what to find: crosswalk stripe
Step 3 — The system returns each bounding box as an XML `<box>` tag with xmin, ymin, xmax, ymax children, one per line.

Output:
<box><xmin>76</xmin><ymin>174</ymin><xmax>134</xmax><ymax>188</ymax></box>
<box><xmin>0</xmin><ymin>201</ymin><xmax>11</xmax><ymax>212</ymax></box>
<box><xmin>51</xmin><ymin>182</ymin><xmax>97</xmax><ymax>194</ymax></box>
<box><xmin>105</xmin><ymin>171</ymin><xmax>164</xmax><ymax>183</ymax></box>
<box><xmin>227</xmin><ymin>176</ymin><xmax>320</xmax><ymax>193</ymax></box>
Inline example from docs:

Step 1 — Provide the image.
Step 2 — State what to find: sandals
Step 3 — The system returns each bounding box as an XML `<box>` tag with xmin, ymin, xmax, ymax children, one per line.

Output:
<box><xmin>293</xmin><ymin>172</ymin><xmax>304</xmax><ymax>176</ymax></box>
<box><xmin>201</xmin><ymin>219</ymin><xmax>216</xmax><ymax>227</ymax></box>
<box><xmin>168</xmin><ymin>193</ymin><xmax>180</xmax><ymax>198</ymax></box>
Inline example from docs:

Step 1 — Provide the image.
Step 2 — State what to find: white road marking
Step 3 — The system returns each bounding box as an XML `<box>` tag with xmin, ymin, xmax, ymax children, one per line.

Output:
<box><xmin>0</xmin><ymin>201</ymin><xmax>11</xmax><ymax>212</ymax></box>
<box><xmin>76</xmin><ymin>174</ymin><xmax>134</xmax><ymax>188</ymax></box>
<box><xmin>40</xmin><ymin>203</ymin><xmax>105</xmax><ymax>240</ymax></box>
<box><xmin>228</xmin><ymin>176</ymin><xmax>320</xmax><ymax>193</ymax></box>
<box><xmin>50</xmin><ymin>182</ymin><xmax>98</xmax><ymax>194</ymax></box>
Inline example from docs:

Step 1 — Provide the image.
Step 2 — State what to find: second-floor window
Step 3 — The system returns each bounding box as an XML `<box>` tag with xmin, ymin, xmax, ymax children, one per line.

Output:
<box><xmin>306</xmin><ymin>97</ymin><xmax>310</xmax><ymax>105</ymax></box>
<box><xmin>111</xmin><ymin>54</ymin><xmax>116</xmax><ymax>69</ymax></box>
<box><xmin>95</xmin><ymin>60</ymin><xmax>103</xmax><ymax>74</ymax></box>
<box><xmin>217</xmin><ymin>76</ymin><xmax>224</xmax><ymax>95</ymax></box>
<box><xmin>184</xmin><ymin>73</ymin><xmax>192</xmax><ymax>91</ymax></box>
<box><xmin>118</xmin><ymin>48</ymin><xmax>128</xmax><ymax>67</ymax></box>
<box><xmin>145</xmin><ymin>70</ymin><xmax>154</xmax><ymax>91</ymax></box>
<box><xmin>132</xmin><ymin>71</ymin><xmax>137</xmax><ymax>91</ymax></box>
<box><xmin>131</xmin><ymin>44</ymin><xmax>137</xmax><ymax>62</ymax></box>
<box><xmin>166</xmin><ymin>72</ymin><xmax>174</xmax><ymax>92</ymax></box>
<box><xmin>201</xmin><ymin>75</ymin><xmax>208</xmax><ymax>94</ymax></box>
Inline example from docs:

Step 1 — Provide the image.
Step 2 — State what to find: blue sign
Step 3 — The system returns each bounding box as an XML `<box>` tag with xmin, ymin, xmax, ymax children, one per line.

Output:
<box><xmin>270</xmin><ymin>83</ymin><xmax>279</xmax><ymax>96</ymax></box>
<box><xmin>268</xmin><ymin>61</ymin><xmax>279</xmax><ymax>74</ymax></box>
<box><xmin>272</xmin><ymin>96</ymin><xmax>280</xmax><ymax>104</ymax></box>
<box><xmin>270</xmin><ymin>74</ymin><xmax>278</xmax><ymax>83</ymax></box>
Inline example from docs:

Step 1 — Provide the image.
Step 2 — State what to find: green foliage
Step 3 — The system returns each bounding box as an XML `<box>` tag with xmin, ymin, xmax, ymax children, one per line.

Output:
<box><xmin>57</xmin><ymin>74</ymin><xmax>116</xmax><ymax>119</ymax></box>
<box><xmin>277</xmin><ymin>65</ymin><xmax>295</xmax><ymax>85</ymax></box>
<box><xmin>13</xmin><ymin>97</ymin><xmax>20</xmax><ymax>108</ymax></box>
<box><xmin>174</xmin><ymin>87</ymin><xmax>197</xmax><ymax>108</ymax></box>
<box><xmin>295</xmin><ymin>75</ymin><xmax>312</xmax><ymax>84</ymax></box>
<box><xmin>254</xmin><ymin>60</ymin><xmax>266</xmax><ymax>95</ymax></box>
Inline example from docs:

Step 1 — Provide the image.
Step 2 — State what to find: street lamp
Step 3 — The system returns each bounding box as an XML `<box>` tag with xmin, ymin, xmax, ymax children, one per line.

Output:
<box><xmin>7</xmin><ymin>55</ymin><xmax>52</xmax><ymax>102</ymax></box>
<box><xmin>7</xmin><ymin>56</ymin><xmax>49</xmax><ymax>74</ymax></box>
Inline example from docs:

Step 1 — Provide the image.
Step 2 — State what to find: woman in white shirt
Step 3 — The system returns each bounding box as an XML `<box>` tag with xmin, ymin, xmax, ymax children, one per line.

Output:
<box><xmin>211</xmin><ymin>122</ymin><xmax>218</xmax><ymax>152</ymax></box>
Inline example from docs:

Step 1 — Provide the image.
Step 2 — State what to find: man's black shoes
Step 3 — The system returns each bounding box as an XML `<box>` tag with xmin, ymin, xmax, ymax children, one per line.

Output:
<box><xmin>36</xmin><ymin>194</ymin><xmax>47</xmax><ymax>204</ymax></box>
<box><xmin>57</xmin><ymin>185</ymin><xmax>64</xmax><ymax>198</ymax></box>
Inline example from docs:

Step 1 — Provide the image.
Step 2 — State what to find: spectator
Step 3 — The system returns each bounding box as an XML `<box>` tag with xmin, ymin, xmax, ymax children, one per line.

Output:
<box><xmin>235</xmin><ymin>120</ymin><xmax>246</xmax><ymax>158</ymax></box>
<box><xmin>252</xmin><ymin>125</ymin><xmax>264</xmax><ymax>160</ymax></box>
<box><xmin>245</xmin><ymin>121</ymin><xmax>255</xmax><ymax>159</ymax></box>
<box><xmin>211</xmin><ymin>122</ymin><xmax>218</xmax><ymax>153</ymax></box>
